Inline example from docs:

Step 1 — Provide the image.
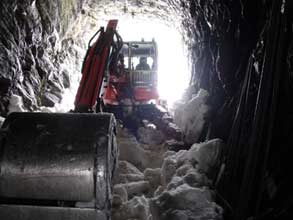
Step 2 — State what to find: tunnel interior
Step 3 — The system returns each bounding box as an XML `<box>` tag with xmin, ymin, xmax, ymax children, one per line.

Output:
<box><xmin>0</xmin><ymin>0</ymin><xmax>293</xmax><ymax>220</ymax></box>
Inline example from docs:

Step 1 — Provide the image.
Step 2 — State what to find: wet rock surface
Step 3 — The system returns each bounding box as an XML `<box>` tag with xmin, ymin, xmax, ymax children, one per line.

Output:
<box><xmin>0</xmin><ymin>0</ymin><xmax>88</xmax><ymax>116</ymax></box>
<box><xmin>112</xmin><ymin>124</ymin><xmax>224</xmax><ymax>220</ymax></box>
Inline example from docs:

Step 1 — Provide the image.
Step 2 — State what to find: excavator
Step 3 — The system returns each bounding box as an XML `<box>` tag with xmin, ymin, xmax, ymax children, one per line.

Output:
<box><xmin>0</xmin><ymin>20</ymin><xmax>162</xmax><ymax>220</ymax></box>
<box><xmin>0</xmin><ymin>20</ymin><xmax>176</xmax><ymax>220</ymax></box>
<box><xmin>74</xmin><ymin>21</ymin><xmax>159</xmax><ymax>115</ymax></box>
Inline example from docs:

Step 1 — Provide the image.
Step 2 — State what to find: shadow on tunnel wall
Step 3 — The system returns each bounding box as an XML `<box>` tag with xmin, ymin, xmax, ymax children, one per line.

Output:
<box><xmin>190</xmin><ymin>0</ymin><xmax>293</xmax><ymax>219</ymax></box>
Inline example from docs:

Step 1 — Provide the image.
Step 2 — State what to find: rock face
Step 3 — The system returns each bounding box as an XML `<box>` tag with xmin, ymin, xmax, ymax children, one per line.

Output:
<box><xmin>0</xmin><ymin>0</ymin><xmax>88</xmax><ymax>116</ymax></box>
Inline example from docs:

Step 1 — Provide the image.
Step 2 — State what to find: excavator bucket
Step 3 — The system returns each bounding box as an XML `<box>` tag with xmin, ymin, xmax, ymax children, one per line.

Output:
<box><xmin>0</xmin><ymin>112</ymin><xmax>118</xmax><ymax>220</ymax></box>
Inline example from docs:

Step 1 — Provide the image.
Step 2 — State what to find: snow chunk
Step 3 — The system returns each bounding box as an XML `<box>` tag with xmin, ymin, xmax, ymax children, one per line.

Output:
<box><xmin>166</xmin><ymin>176</ymin><xmax>184</xmax><ymax>190</ymax></box>
<box><xmin>0</xmin><ymin>117</ymin><xmax>5</xmax><ymax>127</ymax></box>
<box><xmin>174</xmin><ymin>89</ymin><xmax>210</xmax><ymax>144</ymax></box>
<box><xmin>118</xmin><ymin>181</ymin><xmax>150</xmax><ymax>199</ymax></box>
<box><xmin>150</xmin><ymin>184</ymin><xmax>223</xmax><ymax>220</ymax></box>
<box><xmin>137</xmin><ymin>125</ymin><xmax>165</xmax><ymax>145</ymax></box>
<box><xmin>182</xmin><ymin>168</ymin><xmax>211</xmax><ymax>187</ymax></box>
<box><xmin>113</xmin><ymin>161</ymin><xmax>144</xmax><ymax>184</ymax></box>
<box><xmin>164</xmin><ymin>139</ymin><xmax>186</xmax><ymax>151</ymax></box>
<box><xmin>161</xmin><ymin>156</ymin><xmax>177</xmax><ymax>187</ymax></box>
<box><xmin>161</xmin><ymin>139</ymin><xmax>223</xmax><ymax>188</ymax></box>
<box><xmin>113</xmin><ymin>184</ymin><xmax>128</xmax><ymax>206</ymax></box>
<box><xmin>112</xmin><ymin>196</ymin><xmax>151</xmax><ymax>220</ymax></box>
<box><xmin>144</xmin><ymin>168</ymin><xmax>162</xmax><ymax>193</ymax></box>
<box><xmin>189</xmin><ymin>139</ymin><xmax>223</xmax><ymax>174</ymax></box>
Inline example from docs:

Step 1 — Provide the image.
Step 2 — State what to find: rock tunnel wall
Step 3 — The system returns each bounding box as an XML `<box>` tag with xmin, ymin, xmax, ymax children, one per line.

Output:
<box><xmin>184</xmin><ymin>0</ymin><xmax>268</xmax><ymax>141</ymax></box>
<box><xmin>0</xmin><ymin>0</ymin><xmax>89</xmax><ymax>115</ymax></box>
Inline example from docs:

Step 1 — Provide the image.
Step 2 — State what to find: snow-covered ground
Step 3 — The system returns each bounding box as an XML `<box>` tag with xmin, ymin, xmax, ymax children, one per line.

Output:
<box><xmin>112</xmin><ymin>124</ymin><xmax>223</xmax><ymax>220</ymax></box>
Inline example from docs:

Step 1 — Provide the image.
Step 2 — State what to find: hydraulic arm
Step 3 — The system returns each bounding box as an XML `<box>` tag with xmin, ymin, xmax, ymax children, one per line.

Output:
<box><xmin>74</xmin><ymin>20</ymin><xmax>123</xmax><ymax>112</ymax></box>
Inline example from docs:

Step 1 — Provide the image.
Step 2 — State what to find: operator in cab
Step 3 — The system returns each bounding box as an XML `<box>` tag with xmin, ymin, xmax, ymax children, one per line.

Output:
<box><xmin>135</xmin><ymin>57</ymin><xmax>150</xmax><ymax>70</ymax></box>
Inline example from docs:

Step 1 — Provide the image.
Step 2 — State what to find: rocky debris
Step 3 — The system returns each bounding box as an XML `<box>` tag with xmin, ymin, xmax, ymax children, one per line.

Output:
<box><xmin>174</xmin><ymin>89</ymin><xmax>211</xmax><ymax>144</ymax></box>
<box><xmin>113</xmin><ymin>123</ymin><xmax>224</xmax><ymax>220</ymax></box>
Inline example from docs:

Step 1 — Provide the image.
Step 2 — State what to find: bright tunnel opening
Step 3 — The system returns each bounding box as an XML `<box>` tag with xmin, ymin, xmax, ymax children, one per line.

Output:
<box><xmin>117</xmin><ymin>19</ymin><xmax>190</xmax><ymax>108</ymax></box>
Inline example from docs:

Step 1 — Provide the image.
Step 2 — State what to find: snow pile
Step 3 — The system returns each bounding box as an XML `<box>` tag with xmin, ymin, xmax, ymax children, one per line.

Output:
<box><xmin>160</xmin><ymin>139</ymin><xmax>223</xmax><ymax>189</ymax></box>
<box><xmin>174</xmin><ymin>89</ymin><xmax>211</xmax><ymax>144</ymax></box>
<box><xmin>112</xmin><ymin>125</ymin><xmax>223</xmax><ymax>220</ymax></box>
<box><xmin>117</xmin><ymin>127</ymin><xmax>168</xmax><ymax>170</ymax></box>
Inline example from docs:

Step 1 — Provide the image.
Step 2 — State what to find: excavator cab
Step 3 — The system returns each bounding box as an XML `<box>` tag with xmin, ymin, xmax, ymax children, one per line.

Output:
<box><xmin>102</xmin><ymin>40</ymin><xmax>159</xmax><ymax>106</ymax></box>
<box><xmin>124</xmin><ymin>40</ymin><xmax>159</xmax><ymax>103</ymax></box>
